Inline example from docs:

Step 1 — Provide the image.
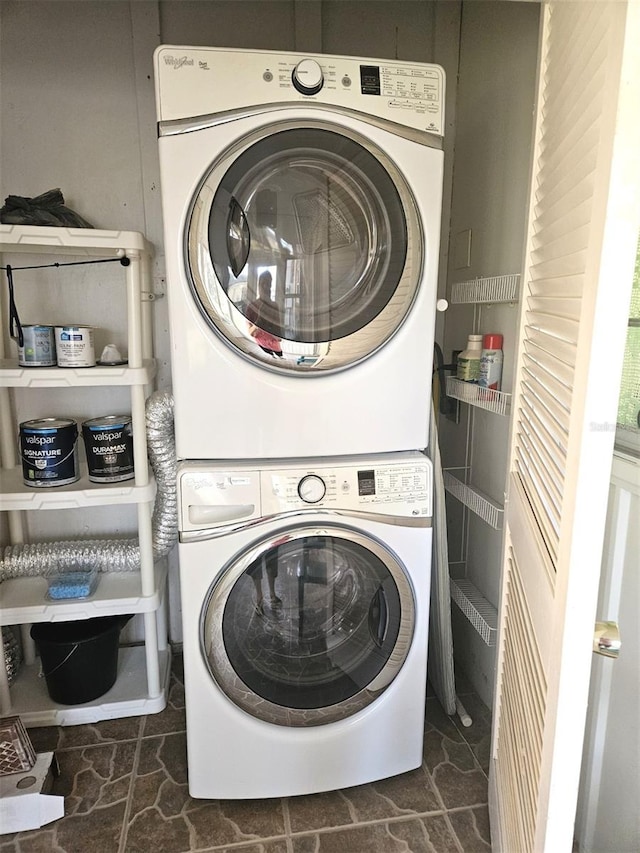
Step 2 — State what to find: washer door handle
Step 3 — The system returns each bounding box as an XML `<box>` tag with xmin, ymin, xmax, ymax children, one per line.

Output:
<box><xmin>368</xmin><ymin>587</ymin><xmax>389</xmax><ymax>648</ymax></box>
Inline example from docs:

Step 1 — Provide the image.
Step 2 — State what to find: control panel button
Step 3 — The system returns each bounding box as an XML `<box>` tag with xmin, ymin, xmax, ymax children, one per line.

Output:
<box><xmin>292</xmin><ymin>58</ymin><xmax>324</xmax><ymax>95</ymax></box>
<box><xmin>297</xmin><ymin>474</ymin><xmax>326</xmax><ymax>503</ymax></box>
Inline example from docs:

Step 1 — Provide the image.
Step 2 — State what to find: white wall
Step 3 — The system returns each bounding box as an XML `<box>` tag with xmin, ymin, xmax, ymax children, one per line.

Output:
<box><xmin>439</xmin><ymin>1</ymin><xmax>540</xmax><ymax>706</ymax></box>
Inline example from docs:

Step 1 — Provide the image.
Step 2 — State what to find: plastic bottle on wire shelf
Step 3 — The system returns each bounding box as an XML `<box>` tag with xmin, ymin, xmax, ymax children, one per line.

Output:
<box><xmin>456</xmin><ymin>334</ymin><xmax>483</xmax><ymax>383</ymax></box>
<box><xmin>478</xmin><ymin>333</ymin><xmax>504</xmax><ymax>390</ymax></box>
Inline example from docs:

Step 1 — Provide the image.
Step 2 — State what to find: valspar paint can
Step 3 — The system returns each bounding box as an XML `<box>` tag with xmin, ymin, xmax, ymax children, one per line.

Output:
<box><xmin>54</xmin><ymin>326</ymin><xmax>96</xmax><ymax>367</ymax></box>
<box><xmin>82</xmin><ymin>415</ymin><xmax>134</xmax><ymax>483</ymax></box>
<box><xmin>18</xmin><ymin>325</ymin><xmax>57</xmax><ymax>367</ymax></box>
<box><xmin>20</xmin><ymin>418</ymin><xmax>79</xmax><ymax>487</ymax></box>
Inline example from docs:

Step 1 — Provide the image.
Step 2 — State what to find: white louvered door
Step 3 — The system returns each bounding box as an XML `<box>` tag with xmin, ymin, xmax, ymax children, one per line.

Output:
<box><xmin>488</xmin><ymin>2</ymin><xmax>640</xmax><ymax>851</ymax></box>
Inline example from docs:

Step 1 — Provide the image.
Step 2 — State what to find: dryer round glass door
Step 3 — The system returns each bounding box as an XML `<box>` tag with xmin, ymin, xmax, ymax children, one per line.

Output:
<box><xmin>186</xmin><ymin>120</ymin><xmax>423</xmax><ymax>372</ymax></box>
<box><xmin>201</xmin><ymin>525</ymin><xmax>416</xmax><ymax>726</ymax></box>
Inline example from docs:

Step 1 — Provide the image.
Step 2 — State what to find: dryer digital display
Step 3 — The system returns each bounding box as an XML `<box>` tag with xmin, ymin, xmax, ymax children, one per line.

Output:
<box><xmin>360</xmin><ymin>65</ymin><xmax>381</xmax><ymax>96</ymax></box>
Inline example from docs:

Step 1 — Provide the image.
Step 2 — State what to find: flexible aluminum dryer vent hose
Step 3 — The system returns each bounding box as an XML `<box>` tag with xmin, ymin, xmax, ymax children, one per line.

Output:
<box><xmin>0</xmin><ymin>391</ymin><xmax>178</xmax><ymax>580</ymax></box>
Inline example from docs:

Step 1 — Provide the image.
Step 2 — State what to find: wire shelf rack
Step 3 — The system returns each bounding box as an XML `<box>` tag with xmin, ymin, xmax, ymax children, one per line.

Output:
<box><xmin>451</xmin><ymin>274</ymin><xmax>520</xmax><ymax>304</ymax></box>
<box><xmin>450</xmin><ymin>578</ymin><xmax>498</xmax><ymax>647</ymax></box>
<box><xmin>443</xmin><ymin>470</ymin><xmax>504</xmax><ymax>529</ymax></box>
<box><xmin>446</xmin><ymin>377</ymin><xmax>511</xmax><ymax>416</ymax></box>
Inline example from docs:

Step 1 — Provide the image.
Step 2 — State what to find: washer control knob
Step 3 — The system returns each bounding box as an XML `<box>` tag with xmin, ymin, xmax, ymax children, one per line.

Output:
<box><xmin>298</xmin><ymin>474</ymin><xmax>326</xmax><ymax>503</ymax></box>
<box><xmin>292</xmin><ymin>58</ymin><xmax>324</xmax><ymax>95</ymax></box>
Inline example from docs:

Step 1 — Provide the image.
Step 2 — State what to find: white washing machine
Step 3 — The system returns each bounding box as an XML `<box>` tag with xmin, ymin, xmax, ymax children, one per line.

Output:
<box><xmin>154</xmin><ymin>47</ymin><xmax>445</xmax><ymax>460</ymax></box>
<box><xmin>178</xmin><ymin>452</ymin><xmax>432</xmax><ymax>798</ymax></box>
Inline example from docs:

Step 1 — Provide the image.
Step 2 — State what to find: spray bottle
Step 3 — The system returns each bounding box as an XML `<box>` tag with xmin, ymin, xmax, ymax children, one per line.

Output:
<box><xmin>478</xmin><ymin>333</ymin><xmax>504</xmax><ymax>390</ymax></box>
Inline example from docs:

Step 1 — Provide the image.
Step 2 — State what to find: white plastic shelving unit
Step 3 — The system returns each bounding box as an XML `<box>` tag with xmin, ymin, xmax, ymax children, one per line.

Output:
<box><xmin>0</xmin><ymin>224</ymin><xmax>169</xmax><ymax>726</ymax></box>
<box><xmin>445</xmin><ymin>273</ymin><xmax>519</xmax><ymax>647</ymax></box>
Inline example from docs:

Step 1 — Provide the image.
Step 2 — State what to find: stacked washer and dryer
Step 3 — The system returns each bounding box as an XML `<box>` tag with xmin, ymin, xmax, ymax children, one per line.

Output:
<box><xmin>154</xmin><ymin>46</ymin><xmax>445</xmax><ymax>799</ymax></box>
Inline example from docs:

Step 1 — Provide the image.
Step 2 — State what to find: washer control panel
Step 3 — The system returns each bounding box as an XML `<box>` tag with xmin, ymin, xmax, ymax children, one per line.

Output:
<box><xmin>155</xmin><ymin>46</ymin><xmax>445</xmax><ymax>136</ymax></box>
<box><xmin>178</xmin><ymin>454</ymin><xmax>432</xmax><ymax>532</ymax></box>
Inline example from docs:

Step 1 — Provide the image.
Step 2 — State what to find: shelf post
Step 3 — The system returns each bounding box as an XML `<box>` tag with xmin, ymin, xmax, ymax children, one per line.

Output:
<box><xmin>125</xmin><ymin>251</ymin><xmax>143</xmax><ymax>369</ymax></box>
<box><xmin>143</xmin><ymin>611</ymin><xmax>161</xmax><ymax>697</ymax></box>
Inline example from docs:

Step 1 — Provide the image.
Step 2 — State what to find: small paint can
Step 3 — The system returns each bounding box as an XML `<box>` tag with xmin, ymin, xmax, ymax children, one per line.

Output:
<box><xmin>82</xmin><ymin>415</ymin><xmax>134</xmax><ymax>483</ymax></box>
<box><xmin>18</xmin><ymin>325</ymin><xmax>56</xmax><ymax>367</ymax></box>
<box><xmin>20</xmin><ymin>418</ymin><xmax>79</xmax><ymax>488</ymax></box>
<box><xmin>54</xmin><ymin>326</ymin><xmax>96</xmax><ymax>367</ymax></box>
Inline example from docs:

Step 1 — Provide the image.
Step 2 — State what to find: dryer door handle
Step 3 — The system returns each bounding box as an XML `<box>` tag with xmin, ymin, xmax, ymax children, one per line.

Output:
<box><xmin>368</xmin><ymin>587</ymin><xmax>389</xmax><ymax>648</ymax></box>
<box><xmin>226</xmin><ymin>196</ymin><xmax>251</xmax><ymax>278</ymax></box>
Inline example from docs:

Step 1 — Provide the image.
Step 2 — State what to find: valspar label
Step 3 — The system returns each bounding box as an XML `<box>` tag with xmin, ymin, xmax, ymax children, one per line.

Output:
<box><xmin>82</xmin><ymin>415</ymin><xmax>134</xmax><ymax>483</ymax></box>
<box><xmin>20</xmin><ymin>418</ymin><xmax>78</xmax><ymax>487</ymax></box>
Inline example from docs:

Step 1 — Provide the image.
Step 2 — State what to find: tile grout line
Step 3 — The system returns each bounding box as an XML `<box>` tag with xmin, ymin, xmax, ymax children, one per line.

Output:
<box><xmin>283</xmin><ymin>806</ymin><xmax>490</xmax><ymax>852</ymax></box>
<box><xmin>442</xmin><ymin>810</ymin><xmax>467</xmax><ymax>853</ymax></box>
<box><xmin>449</xmin><ymin>699</ymin><xmax>493</xmax><ymax>780</ymax></box>
<box><xmin>282</xmin><ymin>797</ymin><xmax>294</xmax><ymax>853</ymax></box>
<box><xmin>425</xmin><ymin>703</ymin><xmax>491</xmax><ymax>784</ymax></box>
<box><xmin>48</xmin><ymin>735</ymin><xmax>142</xmax><ymax>753</ymax></box>
<box><xmin>117</xmin><ymin>715</ymin><xmax>145</xmax><ymax>853</ymax></box>
<box><xmin>287</xmin><ymin>807</ymin><xmax>448</xmax><ymax>837</ymax></box>
<box><xmin>196</xmin><ymin>836</ymin><xmax>290</xmax><ymax>853</ymax></box>
<box><xmin>452</xmin><ymin>722</ymin><xmax>490</xmax><ymax>781</ymax></box>
<box><xmin>422</xmin><ymin>756</ymin><xmax>449</xmax><ymax>813</ymax></box>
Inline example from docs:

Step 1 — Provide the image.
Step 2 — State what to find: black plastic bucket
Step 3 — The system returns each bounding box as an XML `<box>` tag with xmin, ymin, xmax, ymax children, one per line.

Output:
<box><xmin>31</xmin><ymin>615</ymin><xmax>131</xmax><ymax>705</ymax></box>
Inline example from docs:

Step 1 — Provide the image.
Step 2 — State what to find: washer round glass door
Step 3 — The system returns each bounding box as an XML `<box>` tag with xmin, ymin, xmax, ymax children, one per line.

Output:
<box><xmin>201</xmin><ymin>526</ymin><xmax>415</xmax><ymax>726</ymax></box>
<box><xmin>186</xmin><ymin>120</ymin><xmax>423</xmax><ymax>372</ymax></box>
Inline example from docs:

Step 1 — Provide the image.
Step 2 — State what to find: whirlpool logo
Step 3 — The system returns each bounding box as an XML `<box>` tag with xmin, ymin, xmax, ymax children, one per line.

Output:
<box><xmin>163</xmin><ymin>55</ymin><xmax>194</xmax><ymax>70</ymax></box>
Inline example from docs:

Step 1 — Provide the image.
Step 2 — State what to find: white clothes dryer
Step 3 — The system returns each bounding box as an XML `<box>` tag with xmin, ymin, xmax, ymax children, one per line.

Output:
<box><xmin>154</xmin><ymin>47</ymin><xmax>445</xmax><ymax>460</ymax></box>
<box><xmin>177</xmin><ymin>452</ymin><xmax>432</xmax><ymax>798</ymax></box>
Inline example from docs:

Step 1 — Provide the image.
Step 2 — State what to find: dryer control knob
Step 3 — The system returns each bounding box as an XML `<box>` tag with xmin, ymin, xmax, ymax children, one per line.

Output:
<box><xmin>292</xmin><ymin>58</ymin><xmax>324</xmax><ymax>96</ymax></box>
<box><xmin>298</xmin><ymin>474</ymin><xmax>326</xmax><ymax>503</ymax></box>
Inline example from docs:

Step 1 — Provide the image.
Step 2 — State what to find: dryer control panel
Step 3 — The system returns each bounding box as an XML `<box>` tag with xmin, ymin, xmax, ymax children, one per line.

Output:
<box><xmin>178</xmin><ymin>453</ymin><xmax>433</xmax><ymax>533</ymax></box>
<box><xmin>155</xmin><ymin>46</ymin><xmax>445</xmax><ymax>136</ymax></box>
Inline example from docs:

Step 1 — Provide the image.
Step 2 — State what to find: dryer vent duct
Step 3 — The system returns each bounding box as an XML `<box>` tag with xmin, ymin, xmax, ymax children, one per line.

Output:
<box><xmin>0</xmin><ymin>391</ymin><xmax>178</xmax><ymax>580</ymax></box>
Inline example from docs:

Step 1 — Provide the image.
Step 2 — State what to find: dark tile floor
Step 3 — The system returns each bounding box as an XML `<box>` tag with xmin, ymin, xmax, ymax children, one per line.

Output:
<box><xmin>1</xmin><ymin>654</ymin><xmax>492</xmax><ymax>853</ymax></box>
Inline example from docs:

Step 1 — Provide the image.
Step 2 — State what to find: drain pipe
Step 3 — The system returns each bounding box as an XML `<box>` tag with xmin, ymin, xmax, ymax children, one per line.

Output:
<box><xmin>0</xmin><ymin>390</ymin><xmax>178</xmax><ymax>579</ymax></box>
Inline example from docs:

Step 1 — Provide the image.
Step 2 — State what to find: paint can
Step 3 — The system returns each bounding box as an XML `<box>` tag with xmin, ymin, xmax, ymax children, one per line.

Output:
<box><xmin>54</xmin><ymin>326</ymin><xmax>96</xmax><ymax>367</ymax></box>
<box><xmin>20</xmin><ymin>418</ymin><xmax>79</xmax><ymax>488</ymax></box>
<box><xmin>18</xmin><ymin>325</ymin><xmax>57</xmax><ymax>367</ymax></box>
<box><xmin>82</xmin><ymin>415</ymin><xmax>134</xmax><ymax>483</ymax></box>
